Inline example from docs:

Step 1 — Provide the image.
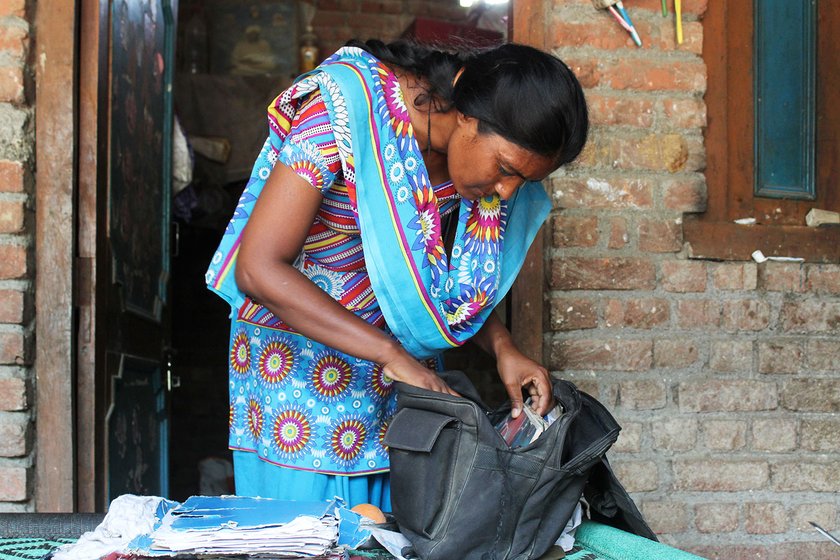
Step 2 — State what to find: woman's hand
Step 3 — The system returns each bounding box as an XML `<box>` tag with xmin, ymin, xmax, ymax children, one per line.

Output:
<box><xmin>381</xmin><ymin>350</ymin><xmax>460</xmax><ymax>397</ymax></box>
<box><xmin>496</xmin><ymin>343</ymin><xmax>554</xmax><ymax>418</ymax></box>
<box><xmin>471</xmin><ymin>312</ymin><xmax>555</xmax><ymax>418</ymax></box>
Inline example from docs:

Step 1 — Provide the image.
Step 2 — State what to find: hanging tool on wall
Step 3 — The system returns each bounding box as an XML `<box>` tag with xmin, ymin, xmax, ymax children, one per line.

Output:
<box><xmin>674</xmin><ymin>0</ymin><xmax>683</xmax><ymax>43</ymax></box>
<box><xmin>591</xmin><ymin>0</ymin><xmax>642</xmax><ymax>47</ymax></box>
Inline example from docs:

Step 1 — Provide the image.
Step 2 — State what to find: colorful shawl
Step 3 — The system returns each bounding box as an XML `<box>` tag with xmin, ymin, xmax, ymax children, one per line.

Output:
<box><xmin>206</xmin><ymin>47</ymin><xmax>551</xmax><ymax>358</ymax></box>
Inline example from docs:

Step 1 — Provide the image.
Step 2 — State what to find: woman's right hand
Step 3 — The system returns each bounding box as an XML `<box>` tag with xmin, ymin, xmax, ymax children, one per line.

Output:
<box><xmin>381</xmin><ymin>350</ymin><xmax>460</xmax><ymax>397</ymax></box>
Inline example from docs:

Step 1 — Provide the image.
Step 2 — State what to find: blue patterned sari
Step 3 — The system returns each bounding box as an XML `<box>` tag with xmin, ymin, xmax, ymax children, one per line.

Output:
<box><xmin>205</xmin><ymin>47</ymin><xmax>550</xmax><ymax>490</ymax></box>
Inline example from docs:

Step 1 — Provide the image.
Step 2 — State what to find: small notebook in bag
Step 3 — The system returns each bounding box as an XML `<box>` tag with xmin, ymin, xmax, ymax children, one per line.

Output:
<box><xmin>384</xmin><ymin>371</ymin><xmax>655</xmax><ymax>560</ymax></box>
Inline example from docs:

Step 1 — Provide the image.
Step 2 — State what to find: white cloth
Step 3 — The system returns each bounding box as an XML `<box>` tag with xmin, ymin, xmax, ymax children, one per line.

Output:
<box><xmin>53</xmin><ymin>495</ymin><xmax>169</xmax><ymax>560</ymax></box>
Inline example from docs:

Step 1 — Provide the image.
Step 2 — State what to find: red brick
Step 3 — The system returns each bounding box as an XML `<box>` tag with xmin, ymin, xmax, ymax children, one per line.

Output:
<box><xmin>678</xmin><ymin>380</ymin><xmax>778</xmax><ymax>412</ymax></box>
<box><xmin>807</xmin><ymin>339</ymin><xmax>840</xmax><ymax>371</ymax></box>
<box><xmin>674</xmin><ymin>460</ymin><xmax>769</xmax><ymax>491</ymax></box>
<box><xmin>638</xmin><ymin>218</ymin><xmax>682</xmax><ymax>253</ymax></box>
<box><xmin>548</xmin><ymin>298</ymin><xmax>597</xmax><ymax>331</ymax></box>
<box><xmin>577</xmin><ymin>133</ymin><xmax>702</xmax><ymax>173</ymax></box>
<box><xmin>792</xmin><ymin>503</ymin><xmax>836</xmax><ymax>532</ymax></box>
<box><xmin>708</xmin><ymin>340</ymin><xmax>753</xmax><ymax>373</ymax></box>
<box><xmin>567</xmin><ymin>57</ymin><xmax>706</xmax><ymax>92</ymax></box>
<box><xmin>0</xmin><ymin>377</ymin><xmax>25</xmax><ymax>410</ymax></box>
<box><xmin>551</xmin><ymin>177</ymin><xmax>653</xmax><ymax>209</ymax></box>
<box><xmin>661</xmin><ymin>177</ymin><xmax>707</xmax><ymax>212</ymax></box>
<box><xmin>661</xmin><ymin>95</ymin><xmax>706</xmax><ymax>127</ymax></box>
<box><xmin>771</xmin><ymin>462</ymin><xmax>840</xmax><ymax>492</ymax></box>
<box><xmin>551</xmin><ymin>257</ymin><xmax>656</xmax><ymax>291</ymax></box>
<box><xmin>0</xmin><ymin>0</ymin><xmax>26</xmax><ymax>17</ymax></box>
<box><xmin>605</xmin><ymin>298</ymin><xmax>669</xmax><ymax>329</ymax></box>
<box><xmin>757</xmin><ymin>339</ymin><xmax>805</xmax><ymax>374</ymax></box>
<box><xmin>652</xmin><ymin>416</ymin><xmax>697</xmax><ymax>451</ymax></box>
<box><xmin>759</xmin><ymin>262</ymin><xmax>804</xmax><ymax>292</ymax></box>
<box><xmin>801</xmin><ymin>420</ymin><xmax>840</xmax><ymax>452</ymax></box>
<box><xmin>805</xmin><ymin>265</ymin><xmax>840</xmax><ymax>294</ymax></box>
<box><xmin>585</xmin><ymin>92</ymin><xmax>655</xmax><ymax>127</ymax></box>
<box><xmin>0</xmin><ymin>64</ymin><xmax>24</xmax><ymax>103</ymax></box>
<box><xmin>781</xmin><ymin>379</ymin><xmax>840</xmax><ymax>412</ymax></box>
<box><xmin>713</xmin><ymin>263</ymin><xmax>758</xmax><ymax>290</ymax></box>
<box><xmin>676</xmin><ymin>299</ymin><xmax>720</xmax><ymax>328</ymax></box>
<box><xmin>751</xmin><ymin>418</ymin><xmax>797</xmax><ymax>452</ymax></box>
<box><xmin>565</xmin><ymin>0</ymin><xmax>707</xmax><ymax>17</ymax></box>
<box><xmin>613</xmin><ymin>461</ymin><xmax>658</xmax><ymax>492</ymax></box>
<box><xmin>0</xmin><ymin>199</ymin><xmax>24</xmax><ymax>233</ymax></box>
<box><xmin>690</xmin><ymin>542</ymin><xmax>840</xmax><ymax>560</ymax></box>
<box><xmin>550</xmin><ymin>18</ymin><xmax>641</xmax><ymax>51</ymax></box>
<box><xmin>694</xmin><ymin>503</ymin><xmax>739</xmax><ymax>533</ymax></box>
<box><xmin>612</xmin><ymin>422</ymin><xmax>642</xmax><ymax>453</ymax></box>
<box><xmin>660</xmin><ymin>260</ymin><xmax>705</xmax><ymax>293</ymax></box>
<box><xmin>551</xmin><ymin>215</ymin><xmax>598</xmax><ymax>248</ymax></box>
<box><xmin>745</xmin><ymin>502</ymin><xmax>787</xmax><ymax>534</ymax></box>
<box><xmin>781</xmin><ymin>301</ymin><xmax>840</xmax><ymax>333</ymax></box>
<box><xmin>0</xmin><ymin>466</ymin><xmax>27</xmax><ymax>500</ymax></box>
<box><xmin>0</xmin><ymin>289</ymin><xmax>23</xmax><ymax>323</ymax></box>
<box><xmin>550</xmin><ymin>338</ymin><xmax>653</xmax><ymax>372</ymax></box>
<box><xmin>642</xmin><ymin>502</ymin><xmax>687</xmax><ymax>534</ymax></box>
<box><xmin>0</xmin><ymin>161</ymin><xmax>24</xmax><ymax>193</ymax></box>
<box><xmin>0</xmin><ymin>331</ymin><xmax>23</xmax><ymax>364</ymax></box>
<box><xmin>0</xmin><ymin>22</ymin><xmax>28</xmax><ymax>58</ymax></box>
<box><xmin>722</xmin><ymin>299</ymin><xmax>771</xmax><ymax>331</ymax></box>
<box><xmin>617</xmin><ymin>380</ymin><xmax>666</xmax><ymax>409</ymax></box>
<box><xmin>608</xmin><ymin>216</ymin><xmax>628</xmax><ymax>249</ymax></box>
<box><xmin>702</xmin><ymin>419</ymin><xmax>747</xmax><ymax>451</ymax></box>
<box><xmin>653</xmin><ymin>338</ymin><xmax>698</xmax><ymax>368</ymax></box>
<box><xmin>0</xmin><ymin>244</ymin><xmax>25</xmax><ymax>279</ymax></box>
<box><xmin>0</xmin><ymin>413</ymin><xmax>27</xmax><ymax>456</ymax></box>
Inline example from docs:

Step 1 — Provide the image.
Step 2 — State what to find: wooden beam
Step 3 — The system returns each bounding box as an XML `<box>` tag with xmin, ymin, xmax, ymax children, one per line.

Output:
<box><xmin>509</xmin><ymin>0</ymin><xmax>547</xmax><ymax>364</ymax></box>
<box><xmin>76</xmin><ymin>0</ymin><xmax>109</xmax><ymax>512</ymax></box>
<box><xmin>684</xmin><ymin>217</ymin><xmax>840</xmax><ymax>263</ymax></box>
<box><xmin>35</xmin><ymin>0</ymin><xmax>78</xmax><ymax>512</ymax></box>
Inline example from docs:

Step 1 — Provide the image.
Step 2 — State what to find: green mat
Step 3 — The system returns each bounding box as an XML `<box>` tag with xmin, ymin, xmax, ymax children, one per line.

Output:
<box><xmin>0</xmin><ymin>538</ymin><xmax>75</xmax><ymax>560</ymax></box>
<box><xmin>0</xmin><ymin>523</ymin><xmax>705</xmax><ymax>560</ymax></box>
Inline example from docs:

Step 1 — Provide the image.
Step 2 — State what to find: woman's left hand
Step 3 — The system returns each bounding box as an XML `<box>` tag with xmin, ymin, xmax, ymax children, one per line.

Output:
<box><xmin>496</xmin><ymin>344</ymin><xmax>554</xmax><ymax>418</ymax></box>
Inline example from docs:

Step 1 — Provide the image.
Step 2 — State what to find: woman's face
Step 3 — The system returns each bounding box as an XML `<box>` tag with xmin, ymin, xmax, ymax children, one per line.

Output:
<box><xmin>446</xmin><ymin>113</ymin><xmax>558</xmax><ymax>201</ymax></box>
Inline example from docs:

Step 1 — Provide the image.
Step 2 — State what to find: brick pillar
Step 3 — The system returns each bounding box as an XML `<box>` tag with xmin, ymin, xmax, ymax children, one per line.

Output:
<box><xmin>0</xmin><ymin>0</ymin><xmax>34</xmax><ymax>510</ymax></box>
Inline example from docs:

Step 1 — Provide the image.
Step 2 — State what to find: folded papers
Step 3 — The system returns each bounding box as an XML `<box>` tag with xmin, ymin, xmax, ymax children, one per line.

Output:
<box><xmin>126</xmin><ymin>495</ymin><xmax>368</xmax><ymax>557</ymax></box>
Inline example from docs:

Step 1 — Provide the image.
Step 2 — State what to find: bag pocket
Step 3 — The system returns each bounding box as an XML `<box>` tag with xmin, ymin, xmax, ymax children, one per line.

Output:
<box><xmin>385</xmin><ymin>407</ymin><xmax>461</xmax><ymax>538</ymax></box>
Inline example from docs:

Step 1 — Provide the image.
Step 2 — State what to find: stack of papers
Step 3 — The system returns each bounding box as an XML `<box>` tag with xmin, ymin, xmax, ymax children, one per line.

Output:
<box><xmin>139</xmin><ymin>496</ymin><xmax>340</xmax><ymax>557</ymax></box>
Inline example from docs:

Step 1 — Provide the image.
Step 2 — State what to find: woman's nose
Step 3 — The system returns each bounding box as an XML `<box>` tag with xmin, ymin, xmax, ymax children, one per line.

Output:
<box><xmin>494</xmin><ymin>178</ymin><xmax>523</xmax><ymax>200</ymax></box>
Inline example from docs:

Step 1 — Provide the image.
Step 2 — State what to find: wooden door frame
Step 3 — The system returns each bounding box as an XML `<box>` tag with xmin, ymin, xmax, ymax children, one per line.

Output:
<box><xmin>509</xmin><ymin>0</ymin><xmax>547</xmax><ymax>364</ymax></box>
<box><xmin>34</xmin><ymin>0</ymin><xmax>79</xmax><ymax>512</ymax></box>
<box><xmin>34</xmin><ymin>0</ymin><xmax>107</xmax><ymax>512</ymax></box>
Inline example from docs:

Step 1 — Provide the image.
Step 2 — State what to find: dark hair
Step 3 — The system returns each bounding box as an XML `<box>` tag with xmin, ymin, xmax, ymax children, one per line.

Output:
<box><xmin>345</xmin><ymin>39</ymin><xmax>589</xmax><ymax>166</ymax></box>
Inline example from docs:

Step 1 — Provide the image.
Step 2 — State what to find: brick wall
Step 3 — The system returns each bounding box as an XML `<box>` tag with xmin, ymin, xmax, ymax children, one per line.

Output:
<box><xmin>548</xmin><ymin>1</ymin><xmax>839</xmax><ymax>557</ymax></box>
<box><xmin>0</xmin><ymin>0</ymin><xmax>33</xmax><ymax>511</ymax></box>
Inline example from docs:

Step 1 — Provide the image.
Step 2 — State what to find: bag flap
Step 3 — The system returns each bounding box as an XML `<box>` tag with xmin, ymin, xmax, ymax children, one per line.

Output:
<box><xmin>384</xmin><ymin>408</ymin><xmax>457</xmax><ymax>452</ymax></box>
<box><xmin>585</xmin><ymin>457</ymin><xmax>658</xmax><ymax>541</ymax></box>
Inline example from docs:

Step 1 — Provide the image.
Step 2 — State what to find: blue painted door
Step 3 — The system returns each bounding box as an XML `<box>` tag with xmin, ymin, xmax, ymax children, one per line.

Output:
<box><xmin>105</xmin><ymin>0</ymin><xmax>178</xmax><ymax>501</ymax></box>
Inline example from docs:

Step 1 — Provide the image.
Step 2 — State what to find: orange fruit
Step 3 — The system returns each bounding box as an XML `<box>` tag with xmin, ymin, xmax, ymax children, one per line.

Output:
<box><xmin>351</xmin><ymin>502</ymin><xmax>387</xmax><ymax>524</ymax></box>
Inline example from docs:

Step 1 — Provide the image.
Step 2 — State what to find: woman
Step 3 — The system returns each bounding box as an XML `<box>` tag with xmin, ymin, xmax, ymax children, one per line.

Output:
<box><xmin>205</xmin><ymin>39</ymin><xmax>588</xmax><ymax>509</ymax></box>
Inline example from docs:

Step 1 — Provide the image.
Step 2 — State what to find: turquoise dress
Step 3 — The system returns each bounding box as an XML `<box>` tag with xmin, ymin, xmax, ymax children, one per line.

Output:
<box><xmin>205</xmin><ymin>47</ymin><xmax>551</xmax><ymax>508</ymax></box>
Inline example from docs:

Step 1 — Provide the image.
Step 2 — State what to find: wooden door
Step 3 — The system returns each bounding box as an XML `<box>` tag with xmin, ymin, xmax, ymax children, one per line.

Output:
<box><xmin>103</xmin><ymin>0</ymin><xmax>178</xmax><ymax>502</ymax></box>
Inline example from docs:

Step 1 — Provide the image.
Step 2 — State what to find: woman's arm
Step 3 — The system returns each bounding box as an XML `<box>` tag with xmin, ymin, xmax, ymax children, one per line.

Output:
<box><xmin>235</xmin><ymin>162</ymin><xmax>456</xmax><ymax>395</ymax></box>
<box><xmin>471</xmin><ymin>311</ymin><xmax>554</xmax><ymax>417</ymax></box>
